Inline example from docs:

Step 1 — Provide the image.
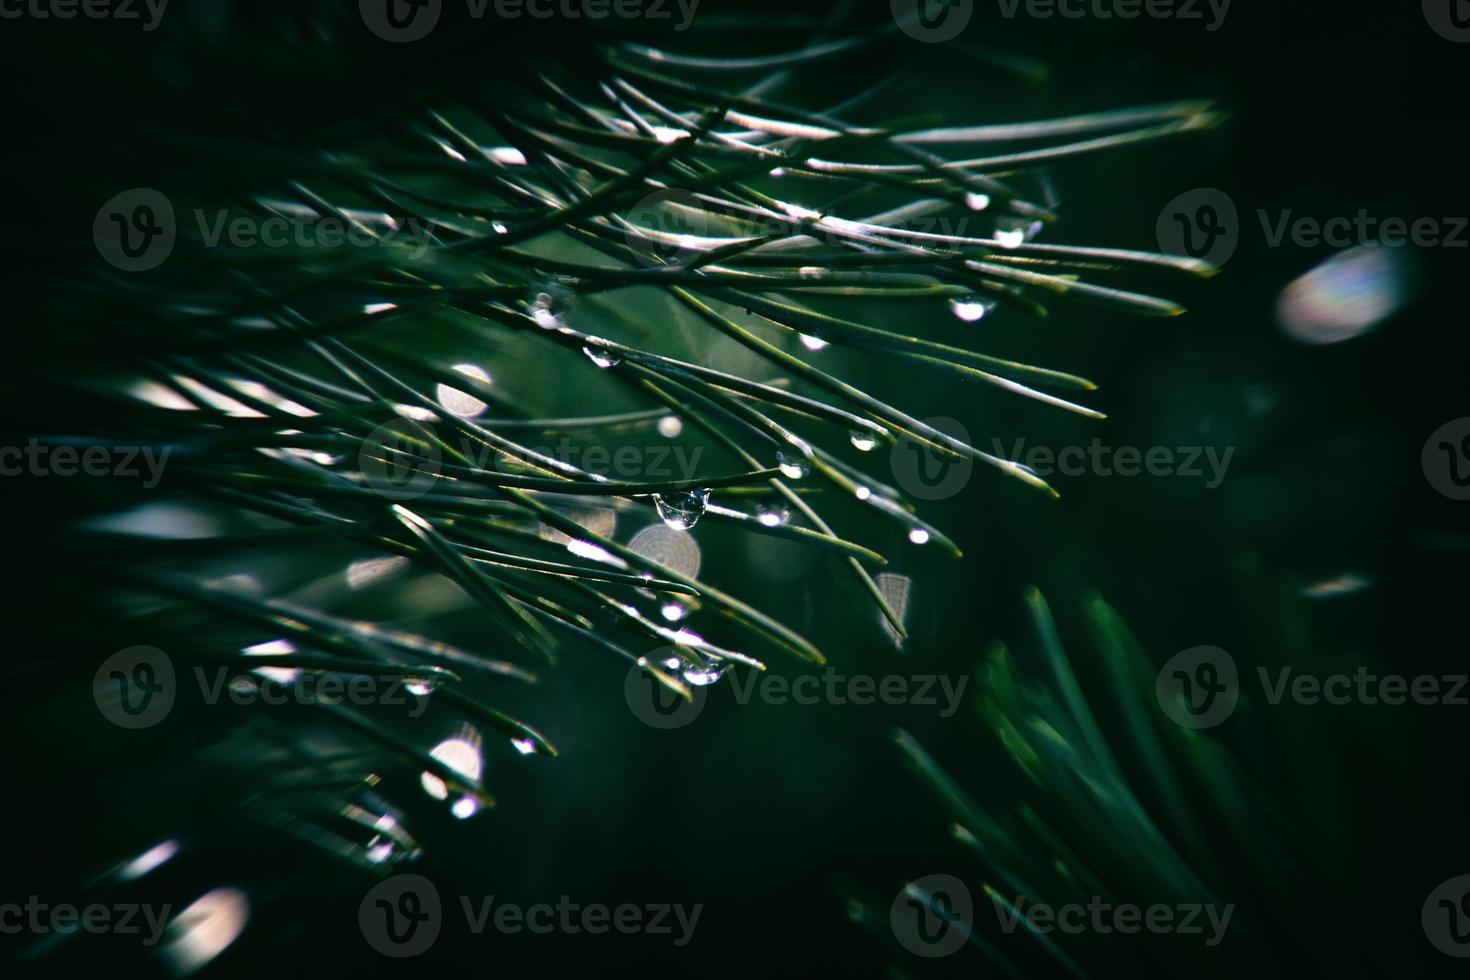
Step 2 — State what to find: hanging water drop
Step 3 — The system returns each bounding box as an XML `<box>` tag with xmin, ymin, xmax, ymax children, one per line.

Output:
<box><xmin>849</xmin><ymin>430</ymin><xmax>878</xmax><ymax>452</ymax></box>
<box><xmin>776</xmin><ymin>451</ymin><xmax>810</xmax><ymax>480</ymax></box>
<box><xmin>364</xmin><ymin>837</ymin><xmax>396</xmax><ymax>864</ymax></box>
<box><xmin>652</xmin><ymin>125</ymin><xmax>690</xmax><ymax>144</ymax></box>
<box><xmin>755</xmin><ymin>503</ymin><xmax>790</xmax><ymax>527</ymax></box>
<box><xmin>798</xmin><ymin>334</ymin><xmax>829</xmax><ymax>352</ymax></box>
<box><xmin>654</xmin><ymin>489</ymin><xmax>709</xmax><ymax>531</ymax></box>
<box><xmin>995</xmin><ymin>218</ymin><xmax>1043</xmax><ymax>249</ymax></box>
<box><xmin>964</xmin><ymin>191</ymin><xmax>991</xmax><ymax>211</ymax></box>
<box><xmin>582</xmin><ymin>345</ymin><xmax>622</xmax><ymax>369</ymax></box>
<box><xmin>908</xmin><ymin>528</ymin><xmax>931</xmax><ymax>545</ymax></box>
<box><xmin>682</xmin><ymin>659</ymin><xmax>729</xmax><ymax>687</ymax></box>
<box><xmin>949</xmin><ymin>297</ymin><xmax>988</xmax><ymax>322</ymax></box>
<box><xmin>531</xmin><ymin>291</ymin><xmax>559</xmax><ymax>327</ymax></box>
<box><xmin>405</xmin><ymin>675</ymin><xmax>441</xmax><ymax>696</ymax></box>
<box><xmin>420</xmin><ymin>734</ymin><xmax>482</xmax><ymax>803</ymax></box>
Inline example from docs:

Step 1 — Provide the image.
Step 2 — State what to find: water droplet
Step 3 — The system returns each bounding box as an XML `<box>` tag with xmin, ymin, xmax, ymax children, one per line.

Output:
<box><xmin>798</xmin><ymin>266</ymin><xmax>824</xmax><ymax>280</ymax></box>
<box><xmin>582</xmin><ymin>345</ymin><xmax>622</xmax><ymax>369</ymax></box>
<box><xmin>366</xmin><ymin>837</ymin><xmax>396</xmax><ymax>863</ymax></box>
<box><xmin>657</xmin><ymin>415</ymin><xmax>683</xmax><ymax>438</ymax></box>
<box><xmin>755</xmin><ymin>503</ymin><xmax>790</xmax><ymax>527</ymax></box>
<box><xmin>776</xmin><ymin>451</ymin><xmax>810</xmax><ymax>480</ymax></box>
<box><xmin>769</xmin><ymin>167</ymin><xmax>786</xmax><ymax>178</ymax></box>
<box><xmin>421</xmin><ymin>734</ymin><xmax>482</xmax><ymax>801</ymax></box>
<box><xmin>492</xmin><ymin>221</ymin><xmax>508</xmax><ymax>235</ymax></box>
<box><xmin>654</xmin><ymin>489</ymin><xmax>709</xmax><ymax>531</ymax></box>
<box><xmin>660</xmin><ymin>600</ymin><xmax>688</xmax><ymax>622</ymax></box>
<box><xmin>908</xmin><ymin>528</ymin><xmax>931</xmax><ymax>545</ymax></box>
<box><xmin>849</xmin><ymin>430</ymin><xmax>878</xmax><ymax>452</ymax></box>
<box><xmin>652</xmin><ymin>125</ymin><xmax>690</xmax><ymax>144</ymax></box>
<box><xmin>798</xmin><ymin>333</ymin><xmax>829</xmax><ymax>352</ymax></box>
<box><xmin>964</xmin><ymin>191</ymin><xmax>991</xmax><ymax>211</ymax></box>
<box><xmin>949</xmin><ymin>297</ymin><xmax>988</xmax><ymax>322</ymax></box>
<box><xmin>511</xmin><ymin>737</ymin><xmax>537</xmax><ymax>755</ymax></box>
<box><xmin>450</xmin><ymin>797</ymin><xmax>480</xmax><ymax>820</ymax></box>
<box><xmin>682</xmin><ymin>659</ymin><xmax>729</xmax><ymax>686</ymax></box>
<box><xmin>995</xmin><ymin>218</ymin><xmax>1043</xmax><ymax>249</ymax></box>
<box><xmin>405</xmin><ymin>675</ymin><xmax>441</xmax><ymax>696</ymax></box>
<box><xmin>531</xmin><ymin>291</ymin><xmax>560</xmax><ymax>327</ymax></box>
<box><xmin>855</xmin><ymin>486</ymin><xmax>872</xmax><ymax>501</ymax></box>
<box><xmin>486</xmin><ymin>146</ymin><xmax>528</xmax><ymax>166</ymax></box>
